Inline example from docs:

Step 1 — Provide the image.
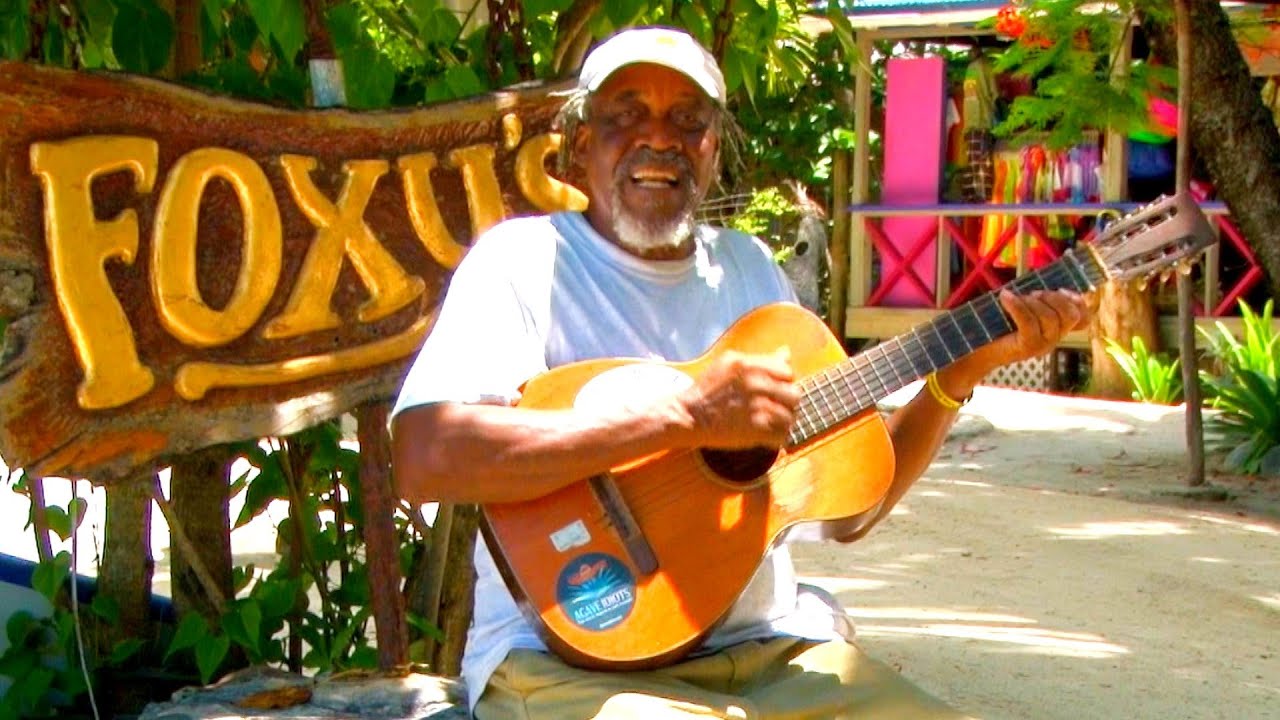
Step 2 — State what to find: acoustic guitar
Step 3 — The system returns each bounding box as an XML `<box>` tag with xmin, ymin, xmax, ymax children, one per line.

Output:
<box><xmin>479</xmin><ymin>191</ymin><xmax>1216</xmax><ymax>670</ymax></box>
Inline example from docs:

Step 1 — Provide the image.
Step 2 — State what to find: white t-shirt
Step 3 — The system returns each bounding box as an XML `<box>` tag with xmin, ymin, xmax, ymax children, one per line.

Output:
<box><xmin>392</xmin><ymin>212</ymin><xmax>851</xmax><ymax>710</ymax></box>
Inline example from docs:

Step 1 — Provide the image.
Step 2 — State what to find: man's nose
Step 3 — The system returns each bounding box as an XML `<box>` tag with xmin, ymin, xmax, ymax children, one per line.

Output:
<box><xmin>636</xmin><ymin>117</ymin><xmax>682</xmax><ymax>152</ymax></box>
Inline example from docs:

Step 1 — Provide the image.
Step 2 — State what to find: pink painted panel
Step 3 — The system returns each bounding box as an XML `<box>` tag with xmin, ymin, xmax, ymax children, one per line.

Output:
<box><xmin>880</xmin><ymin>57</ymin><xmax>946</xmax><ymax>307</ymax></box>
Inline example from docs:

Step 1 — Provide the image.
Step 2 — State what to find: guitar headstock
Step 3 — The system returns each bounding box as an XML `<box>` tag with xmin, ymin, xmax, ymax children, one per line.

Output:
<box><xmin>1087</xmin><ymin>192</ymin><xmax>1216</xmax><ymax>284</ymax></box>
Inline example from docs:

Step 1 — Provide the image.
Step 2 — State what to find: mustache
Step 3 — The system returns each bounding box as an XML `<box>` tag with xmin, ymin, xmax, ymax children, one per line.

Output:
<box><xmin>616</xmin><ymin>147</ymin><xmax>694</xmax><ymax>182</ymax></box>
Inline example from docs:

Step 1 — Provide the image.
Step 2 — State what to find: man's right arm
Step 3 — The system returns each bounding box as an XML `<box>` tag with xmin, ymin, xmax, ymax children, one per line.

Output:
<box><xmin>391</xmin><ymin>350</ymin><xmax>799</xmax><ymax>505</ymax></box>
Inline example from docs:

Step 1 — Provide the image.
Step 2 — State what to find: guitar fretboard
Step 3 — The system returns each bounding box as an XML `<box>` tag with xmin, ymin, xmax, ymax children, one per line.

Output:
<box><xmin>788</xmin><ymin>247</ymin><xmax>1106</xmax><ymax>445</ymax></box>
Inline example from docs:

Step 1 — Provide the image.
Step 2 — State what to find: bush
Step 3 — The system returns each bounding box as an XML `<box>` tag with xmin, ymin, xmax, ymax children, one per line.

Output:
<box><xmin>1199</xmin><ymin>300</ymin><xmax>1280</xmax><ymax>476</ymax></box>
<box><xmin>1105</xmin><ymin>335</ymin><xmax>1183</xmax><ymax>404</ymax></box>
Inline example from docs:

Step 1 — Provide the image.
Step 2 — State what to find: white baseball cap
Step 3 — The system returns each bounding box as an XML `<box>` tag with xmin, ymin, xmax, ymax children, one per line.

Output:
<box><xmin>578</xmin><ymin>27</ymin><xmax>727</xmax><ymax>105</ymax></box>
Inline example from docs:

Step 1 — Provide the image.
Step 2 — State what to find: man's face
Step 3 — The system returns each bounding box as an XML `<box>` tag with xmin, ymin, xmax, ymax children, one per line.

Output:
<box><xmin>575</xmin><ymin>64</ymin><xmax>720</xmax><ymax>259</ymax></box>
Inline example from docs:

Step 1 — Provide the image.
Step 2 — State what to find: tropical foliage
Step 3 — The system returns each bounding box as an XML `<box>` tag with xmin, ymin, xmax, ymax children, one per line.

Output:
<box><xmin>1199</xmin><ymin>300</ymin><xmax>1280</xmax><ymax>476</ymax></box>
<box><xmin>1105</xmin><ymin>335</ymin><xmax>1183</xmax><ymax>404</ymax></box>
<box><xmin>982</xmin><ymin>0</ymin><xmax>1176</xmax><ymax>148</ymax></box>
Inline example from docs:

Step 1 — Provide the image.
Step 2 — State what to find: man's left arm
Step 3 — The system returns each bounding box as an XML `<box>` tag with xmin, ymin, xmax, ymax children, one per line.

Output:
<box><xmin>843</xmin><ymin>288</ymin><xmax>1089</xmax><ymax>541</ymax></box>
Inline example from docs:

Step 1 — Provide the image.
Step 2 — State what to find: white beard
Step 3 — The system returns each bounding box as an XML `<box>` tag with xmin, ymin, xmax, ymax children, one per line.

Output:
<box><xmin>609</xmin><ymin>186</ymin><xmax>698</xmax><ymax>256</ymax></box>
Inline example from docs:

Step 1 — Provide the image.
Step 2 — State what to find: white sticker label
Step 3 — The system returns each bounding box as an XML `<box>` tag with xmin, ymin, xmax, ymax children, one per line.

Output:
<box><xmin>550</xmin><ymin>519</ymin><xmax>591</xmax><ymax>552</ymax></box>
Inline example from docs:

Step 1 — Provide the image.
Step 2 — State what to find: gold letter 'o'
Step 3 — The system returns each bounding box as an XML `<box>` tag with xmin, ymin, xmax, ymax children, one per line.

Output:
<box><xmin>152</xmin><ymin>148</ymin><xmax>283</xmax><ymax>347</ymax></box>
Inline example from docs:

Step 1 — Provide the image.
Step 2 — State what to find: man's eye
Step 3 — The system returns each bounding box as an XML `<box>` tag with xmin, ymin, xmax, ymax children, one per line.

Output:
<box><xmin>610</xmin><ymin>107</ymin><xmax>640</xmax><ymax>124</ymax></box>
<box><xmin>673</xmin><ymin>110</ymin><xmax>710</xmax><ymax>130</ymax></box>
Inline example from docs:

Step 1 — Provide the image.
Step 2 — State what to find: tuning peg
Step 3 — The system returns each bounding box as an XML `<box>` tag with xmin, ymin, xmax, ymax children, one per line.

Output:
<box><xmin>1178</xmin><ymin>260</ymin><xmax>1194</xmax><ymax>276</ymax></box>
<box><xmin>1160</xmin><ymin>268</ymin><xmax>1174</xmax><ymax>285</ymax></box>
<box><xmin>1137</xmin><ymin>278</ymin><xmax>1149</xmax><ymax>292</ymax></box>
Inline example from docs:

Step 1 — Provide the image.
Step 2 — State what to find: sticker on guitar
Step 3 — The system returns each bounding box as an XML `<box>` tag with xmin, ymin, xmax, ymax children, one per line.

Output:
<box><xmin>556</xmin><ymin>552</ymin><xmax>637</xmax><ymax>632</ymax></box>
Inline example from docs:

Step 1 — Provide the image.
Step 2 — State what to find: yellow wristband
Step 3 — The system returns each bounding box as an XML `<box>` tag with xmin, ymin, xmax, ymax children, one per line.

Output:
<box><xmin>926</xmin><ymin>372</ymin><xmax>970</xmax><ymax>411</ymax></box>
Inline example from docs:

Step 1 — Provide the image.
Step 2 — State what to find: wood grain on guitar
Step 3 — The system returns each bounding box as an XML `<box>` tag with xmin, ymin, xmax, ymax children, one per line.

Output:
<box><xmin>479</xmin><ymin>191</ymin><xmax>1216</xmax><ymax>670</ymax></box>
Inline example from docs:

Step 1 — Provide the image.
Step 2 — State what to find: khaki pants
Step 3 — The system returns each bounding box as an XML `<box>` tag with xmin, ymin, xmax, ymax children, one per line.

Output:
<box><xmin>474</xmin><ymin>637</ymin><xmax>977</xmax><ymax>720</ymax></box>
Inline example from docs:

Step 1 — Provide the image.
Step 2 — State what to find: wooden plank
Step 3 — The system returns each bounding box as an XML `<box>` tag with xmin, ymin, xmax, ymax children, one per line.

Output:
<box><xmin>0</xmin><ymin>63</ymin><xmax>579</xmax><ymax>482</ymax></box>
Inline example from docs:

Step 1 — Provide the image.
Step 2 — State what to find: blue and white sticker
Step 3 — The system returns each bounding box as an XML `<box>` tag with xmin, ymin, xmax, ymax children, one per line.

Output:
<box><xmin>556</xmin><ymin>552</ymin><xmax>636</xmax><ymax>632</ymax></box>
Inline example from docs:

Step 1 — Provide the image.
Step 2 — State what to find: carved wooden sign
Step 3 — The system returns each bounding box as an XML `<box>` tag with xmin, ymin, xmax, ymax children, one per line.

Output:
<box><xmin>0</xmin><ymin>62</ymin><xmax>585</xmax><ymax>482</ymax></box>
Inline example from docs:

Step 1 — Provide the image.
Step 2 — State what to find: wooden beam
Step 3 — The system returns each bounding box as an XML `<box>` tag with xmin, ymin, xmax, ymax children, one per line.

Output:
<box><xmin>849</xmin><ymin>30</ymin><xmax>874</xmax><ymax>310</ymax></box>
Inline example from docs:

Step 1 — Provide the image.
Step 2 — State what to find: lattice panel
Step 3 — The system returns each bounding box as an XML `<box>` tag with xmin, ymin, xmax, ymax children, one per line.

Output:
<box><xmin>983</xmin><ymin>352</ymin><xmax>1053</xmax><ymax>391</ymax></box>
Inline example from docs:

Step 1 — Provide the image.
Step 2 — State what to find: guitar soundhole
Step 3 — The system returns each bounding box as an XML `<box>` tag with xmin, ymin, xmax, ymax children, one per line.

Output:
<box><xmin>699</xmin><ymin>446</ymin><xmax>780</xmax><ymax>485</ymax></box>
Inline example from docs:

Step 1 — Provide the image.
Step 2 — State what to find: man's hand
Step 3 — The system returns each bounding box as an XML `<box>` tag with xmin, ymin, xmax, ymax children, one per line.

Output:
<box><xmin>937</xmin><ymin>288</ymin><xmax>1090</xmax><ymax>396</ymax></box>
<box><xmin>675</xmin><ymin>349</ymin><xmax>800</xmax><ymax>449</ymax></box>
<box><xmin>993</xmin><ymin>288</ymin><xmax>1090</xmax><ymax>363</ymax></box>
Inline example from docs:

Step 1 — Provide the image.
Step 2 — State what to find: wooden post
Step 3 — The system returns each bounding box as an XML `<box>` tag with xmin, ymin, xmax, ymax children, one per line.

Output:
<box><xmin>1174</xmin><ymin>0</ymin><xmax>1205</xmax><ymax>486</ymax></box>
<box><xmin>847</xmin><ymin>30</ymin><xmax>875</xmax><ymax>337</ymax></box>
<box><xmin>829</xmin><ymin>149</ymin><xmax>850</xmax><ymax>335</ymax></box>
<box><xmin>356</xmin><ymin>402</ymin><xmax>409</xmax><ymax>670</ymax></box>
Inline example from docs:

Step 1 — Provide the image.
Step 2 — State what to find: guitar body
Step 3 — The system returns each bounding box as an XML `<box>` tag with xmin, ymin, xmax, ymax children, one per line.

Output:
<box><xmin>480</xmin><ymin>303</ymin><xmax>896</xmax><ymax>670</ymax></box>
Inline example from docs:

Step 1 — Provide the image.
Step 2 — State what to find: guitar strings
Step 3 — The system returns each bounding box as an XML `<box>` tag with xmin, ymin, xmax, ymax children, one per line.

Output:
<box><xmin>794</xmin><ymin>258</ymin><xmax>1083</xmax><ymax>440</ymax></box>
<box><xmin>569</xmin><ymin>259</ymin><xmax>1091</xmax><ymax>531</ymax></box>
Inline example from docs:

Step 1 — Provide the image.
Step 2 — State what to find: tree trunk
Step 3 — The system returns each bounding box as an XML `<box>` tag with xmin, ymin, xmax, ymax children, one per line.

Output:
<box><xmin>1088</xmin><ymin>280</ymin><xmax>1159</xmax><ymax>397</ymax></box>
<box><xmin>99</xmin><ymin>475</ymin><xmax>155</xmax><ymax>642</ymax></box>
<box><xmin>169</xmin><ymin>446</ymin><xmax>233</xmax><ymax>626</ymax></box>
<box><xmin>355</xmin><ymin>402</ymin><xmax>409</xmax><ymax>670</ymax></box>
<box><xmin>1145</xmin><ymin>0</ymin><xmax>1280</xmax><ymax>298</ymax></box>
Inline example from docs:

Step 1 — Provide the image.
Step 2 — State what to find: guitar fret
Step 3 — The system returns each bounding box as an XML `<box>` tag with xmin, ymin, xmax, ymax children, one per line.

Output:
<box><xmin>831</xmin><ymin>367</ymin><xmax>853</xmax><ymax>416</ymax></box>
<box><xmin>906</xmin><ymin>331</ymin><xmax>935</xmax><ymax>376</ymax></box>
<box><xmin>963</xmin><ymin>303</ymin><xmax>992</xmax><ymax>344</ymax></box>
<box><xmin>1063</xmin><ymin>251</ymin><xmax>1096</xmax><ymax>292</ymax></box>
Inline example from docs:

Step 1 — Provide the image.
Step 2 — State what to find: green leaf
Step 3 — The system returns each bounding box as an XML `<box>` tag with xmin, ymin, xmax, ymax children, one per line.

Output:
<box><xmin>42</xmin><ymin>17</ymin><xmax>65</xmax><ymax>66</ymax></box>
<box><xmin>80</xmin><ymin>0</ymin><xmax>116</xmax><ymax>50</ymax></box>
<box><xmin>525</xmin><ymin>0</ymin><xmax>575</xmax><ymax>16</ymax></box>
<box><xmin>5</xmin><ymin>611</ymin><xmax>41</xmax><ymax>647</ymax></box>
<box><xmin>0</xmin><ymin>5</ymin><xmax>30</xmax><ymax>60</ymax></box>
<box><xmin>324</xmin><ymin>1</ymin><xmax>362</xmax><ymax>51</ymax></box>
<box><xmin>249</xmin><ymin>0</ymin><xmax>305</xmax><ymax>61</ymax></box>
<box><xmin>31</xmin><ymin>494</ymin><xmax>84</xmax><ymax>542</ymax></box>
<box><xmin>221</xmin><ymin>599</ymin><xmax>263</xmax><ymax>659</ymax></box>
<box><xmin>112</xmin><ymin>0</ymin><xmax>174</xmax><ymax>73</ymax></box>
<box><xmin>442</xmin><ymin>64</ymin><xmax>484</xmax><ymax>98</ymax></box>
<box><xmin>236</xmin><ymin>460</ymin><xmax>285</xmax><ymax>528</ymax></box>
<box><xmin>31</xmin><ymin>553</ymin><xmax>71</xmax><ymax>601</ymax></box>
<box><xmin>329</xmin><ymin>607</ymin><xmax>370</xmax><ymax>661</ymax></box>
<box><xmin>194</xmin><ymin>633</ymin><xmax>230</xmax><ymax>684</ymax></box>
<box><xmin>108</xmin><ymin>637</ymin><xmax>145</xmax><ymax>666</ymax></box>
<box><xmin>334</xmin><ymin>40</ymin><xmax>396</xmax><ymax>109</ymax></box>
<box><xmin>723</xmin><ymin>45</ymin><xmax>758</xmax><ymax>106</ymax></box>
<box><xmin>164</xmin><ymin>613</ymin><xmax>210</xmax><ymax>662</ymax></box>
<box><xmin>676</xmin><ymin>4</ymin><xmax>711</xmax><ymax>47</ymax></box>
<box><xmin>256</xmin><ymin>576</ymin><xmax>298</xmax><ymax>620</ymax></box>
<box><xmin>605</xmin><ymin>0</ymin><xmax>646</xmax><ymax>28</ymax></box>
<box><xmin>90</xmin><ymin>594</ymin><xmax>120</xmax><ymax>626</ymax></box>
<box><xmin>406</xmin><ymin>612</ymin><xmax>445</xmax><ymax>642</ymax></box>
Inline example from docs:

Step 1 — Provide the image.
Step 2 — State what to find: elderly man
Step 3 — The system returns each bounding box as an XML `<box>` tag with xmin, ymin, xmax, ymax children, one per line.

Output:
<box><xmin>392</xmin><ymin>26</ymin><xmax>1087</xmax><ymax>720</ymax></box>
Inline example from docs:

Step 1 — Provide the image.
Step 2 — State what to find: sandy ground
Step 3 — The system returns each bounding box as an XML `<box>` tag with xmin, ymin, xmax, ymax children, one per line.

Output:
<box><xmin>791</xmin><ymin>385</ymin><xmax>1280</xmax><ymax>720</ymax></box>
<box><xmin>4</xmin><ymin>387</ymin><xmax>1277</xmax><ymax>718</ymax></box>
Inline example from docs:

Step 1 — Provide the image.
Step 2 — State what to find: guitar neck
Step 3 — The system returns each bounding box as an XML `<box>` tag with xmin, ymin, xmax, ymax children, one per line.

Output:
<box><xmin>788</xmin><ymin>247</ymin><xmax>1106</xmax><ymax>445</ymax></box>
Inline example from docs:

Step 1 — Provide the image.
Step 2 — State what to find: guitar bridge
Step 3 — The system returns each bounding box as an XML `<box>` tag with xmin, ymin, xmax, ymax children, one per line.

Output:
<box><xmin>589</xmin><ymin>474</ymin><xmax>659</xmax><ymax>576</ymax></box>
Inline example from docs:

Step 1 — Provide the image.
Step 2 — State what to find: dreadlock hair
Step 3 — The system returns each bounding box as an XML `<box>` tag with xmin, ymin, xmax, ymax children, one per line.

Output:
<box><xmin>553</xmin><ymin>86</ymin><xmax>745</xmax><ymax>189</ymax></box>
